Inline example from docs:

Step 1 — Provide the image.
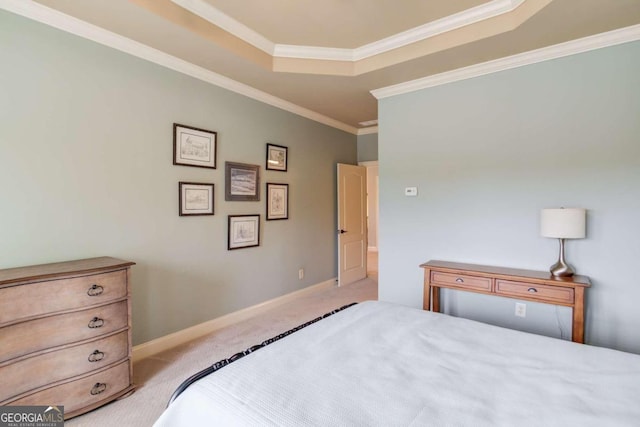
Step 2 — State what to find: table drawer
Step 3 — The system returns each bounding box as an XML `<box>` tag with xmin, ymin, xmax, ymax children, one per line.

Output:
<box><xmin>0</xmin><ymin>301</ymin><xmax>128</xmax><ymax>363</ymax></box>
<box><xmin>0</xmin><ymin>331</ymin><xmax>128</xmax><ymax>402</ymax></box>
<box><xmin>431</xmin><ymin>271</ymin><xmax>492</xmax><ymax>292</ymax></box>
<box><xmin>0</xmin><ymin>269</ymin><xmax>128</xmax><ymax>326</ymax></box>
<box><xmin>6</xmin><ymin>360</ymin><xmax>131</xmax><ymax>417</ymax></box>
<box><xmin>495</xmin><ymin>280</ymin><xmax>574</xmax><ymax>304</ymax></box>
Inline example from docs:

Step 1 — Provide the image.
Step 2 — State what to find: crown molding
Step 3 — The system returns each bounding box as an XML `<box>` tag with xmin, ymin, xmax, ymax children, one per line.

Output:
<box><xmin>170</xmin><ymin>0</ymin><xmax>528</xmax><ymax>62</ymax></box>
<box><xmin>170</xmin><ymin>0</ymin><xmax>274</xmax><ymax>54</ymax></box>
<box><xmin>273</xmin><ymin>44</ymin><xmax>354</xmax><ymax>61</ymax></box>
<box><xmin>353</xmin><ymin>0</ymin><xmax>525</xmax><ymax>61</ymax></box>
<box><xmin>371</xmin><ymin>24</ymin><xmax>640</xmax><ymax>100</ymax></box>
<box><xmin>0</xmin><ymin>0</ymin><xmax>358</xmax><ymax>135</ymax></box>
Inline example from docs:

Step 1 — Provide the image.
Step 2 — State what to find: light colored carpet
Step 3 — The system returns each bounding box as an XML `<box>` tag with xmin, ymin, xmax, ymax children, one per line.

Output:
<box><xmin>66</xmin><ymin>275</ymin><xmax>378</xmax><ymax>427</ymax></box>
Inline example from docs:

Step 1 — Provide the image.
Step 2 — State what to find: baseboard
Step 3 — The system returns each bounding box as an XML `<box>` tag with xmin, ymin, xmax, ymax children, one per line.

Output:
<box><xmin>132</xmin><ymin>278</ymin><xmax>337</xmax><ymax>363</ymax></box>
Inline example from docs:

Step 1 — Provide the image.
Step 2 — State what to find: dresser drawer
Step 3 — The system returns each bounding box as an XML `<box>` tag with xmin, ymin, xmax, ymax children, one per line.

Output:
<box><xmin>0</xmin><ymin>301</ymin><xmax>128</xmax><ymax>363</ymax></box>
<box><xmin>431</xmin><ymin>271</ymin><xmax>492</xmax><ymax>292</ymax></box>
<box><xmin>0</xmin><ymin>331</ymin><xmax>128</xmax><ymax>402</ymax></box>
<box><xmin>6</xmin><ymin>360</ymin><xmax>131</xmax><ymax>417</ymax></box>
<box><xmin>0</xmin><ymin>269</ymin><xmax>128</xmax><ymax>326</ymax></box>
<box><xmin>495</xmin><ymin>280</ymin><xmax>574</xmax><ymax>304</ymax></box>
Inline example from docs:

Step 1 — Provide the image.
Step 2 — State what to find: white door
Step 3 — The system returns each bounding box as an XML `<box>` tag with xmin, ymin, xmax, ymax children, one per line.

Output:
<box><xmin>337</xmin><ymin>163</ymin><xmax>367</xmax><ymax>286</ymax></box>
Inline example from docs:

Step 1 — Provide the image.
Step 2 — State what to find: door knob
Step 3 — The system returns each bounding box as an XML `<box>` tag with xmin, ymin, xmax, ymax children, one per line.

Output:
<box><xmin>338</xmin><ymin>229</ymin><xmax>347</xmax><ymax>234</ymax></box>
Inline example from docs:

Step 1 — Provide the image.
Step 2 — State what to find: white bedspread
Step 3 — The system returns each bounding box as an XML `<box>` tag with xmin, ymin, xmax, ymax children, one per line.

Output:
<box><xmin>154</xmin><ymin>301</ymin><xmax>640</xmax><ymax>426</ymax></box>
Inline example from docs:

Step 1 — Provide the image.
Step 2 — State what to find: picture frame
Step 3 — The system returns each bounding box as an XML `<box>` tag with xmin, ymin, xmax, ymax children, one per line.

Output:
<box><xmin>173</xmin><ymin>123</ymin><xmax>217</xmax><ymax>169</ymax></box>
<box><xmin>225</xmin><ymin>162</ymin><xmax>260</xmax><ymax>201</ymax></box>
<box><xmin>228</xmin><ymin>215</ymin><xmax>260</xmax><ymax>250</ymax></box>
<box><xmin>179</xmin><ymin>182</ymin><xmax>214</xmax><ymax>216</ymax></box>
<box><xmin>266</xmin><ymin>183</ymin><xmax>289</xmax><ymax>220</ymax></box>
<box><xmin>266</xmin><ymin>143</ymin><xmax>288</xmax><ymax>171</ymax></box>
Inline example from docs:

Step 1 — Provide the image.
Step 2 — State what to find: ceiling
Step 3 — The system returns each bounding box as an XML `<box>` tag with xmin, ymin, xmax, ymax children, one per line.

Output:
<box><xmin>10</xmin><ymin>0</ymin><xmax>640</xmax><ymax>133</ymax></box>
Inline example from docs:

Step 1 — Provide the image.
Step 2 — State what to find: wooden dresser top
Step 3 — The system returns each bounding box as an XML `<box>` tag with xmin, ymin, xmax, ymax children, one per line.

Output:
<box><xmin>0</xmin><ymin>257</ymin><xmax>135</xmax><ymax>287</ymax></box>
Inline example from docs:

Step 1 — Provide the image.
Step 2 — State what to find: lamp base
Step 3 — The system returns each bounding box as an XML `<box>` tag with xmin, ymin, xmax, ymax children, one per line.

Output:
<box><xmin>549</xmin><ymin>260</ymin><xmax>575</xmax><ymax>277</ymax></box>
<box><xmin>549</xmin><ymin>238</ymin><xmax>576</xmax><ymax>277</ymax></box>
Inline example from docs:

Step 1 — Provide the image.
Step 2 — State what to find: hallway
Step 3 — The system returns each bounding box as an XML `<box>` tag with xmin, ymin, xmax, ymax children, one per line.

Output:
<box><xmin>367</xmin><ymin>250</ymin><xmax>378</xmax><ymax>281</ymax></box>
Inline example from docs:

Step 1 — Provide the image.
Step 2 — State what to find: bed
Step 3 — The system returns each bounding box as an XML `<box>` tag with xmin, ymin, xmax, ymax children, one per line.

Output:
<box><xmin>154</xmin><ymin>301</ymin><xmax>640</xmax><ymax>426</ymax></box>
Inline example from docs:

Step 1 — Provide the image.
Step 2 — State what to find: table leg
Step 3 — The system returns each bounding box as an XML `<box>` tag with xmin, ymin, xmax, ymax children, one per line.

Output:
<box><xmin>573</xmin><ymin>287</ymin><xmax>585</xmax><ymax>343</ymax></box>
<box><xmin>432</xmin><ymin>286</ymin><xmax>441</xmax><ymax>312</ymax></box>
<box><xmin>423</xmin><ymin>268</ymin><xmax>431</xmax><ymax>310</ymax></box>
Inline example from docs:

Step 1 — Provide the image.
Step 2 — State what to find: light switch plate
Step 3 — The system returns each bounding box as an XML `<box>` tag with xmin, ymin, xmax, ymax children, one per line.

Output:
<box><xmin>405</xmin><ymin>187</ymin><xmax>418</xmax><ymax>196</ymax></box>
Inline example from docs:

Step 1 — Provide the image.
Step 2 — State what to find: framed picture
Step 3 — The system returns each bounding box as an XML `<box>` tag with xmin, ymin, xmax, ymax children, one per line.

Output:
<box><xmin>266</xmin><ymin>183</ymin><xmax>289</xmax><ymax>220</ymax></box>
<box><xmin>225</xmin><ymin>162</ymin><xmax>260</xmax><ymax>201</ymax></box>
<box><xmin>179</xmin><ymin>182</ymin><xmax>214</xmax><ymax>216</ymax></box>
<box><xmin>266</xmin><ymin>143</ymin><xmax>288</xmax><ymax>171</ymax></box>
<box><xmin>173</xmin><ymin>123</ymin><xmax>217</xmax><ymax>169</ymax></box>
<box><xmin>228</xmin><ymin>215</ymin><xmax>260</xmax><ymax>250</ymax></box>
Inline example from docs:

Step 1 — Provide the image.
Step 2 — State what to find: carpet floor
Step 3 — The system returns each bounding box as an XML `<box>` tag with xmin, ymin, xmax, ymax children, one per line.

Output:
<box><xmin>66</xmin><ymin>276</ymin><xmax>378</xmax><ymax>426</ymax></box>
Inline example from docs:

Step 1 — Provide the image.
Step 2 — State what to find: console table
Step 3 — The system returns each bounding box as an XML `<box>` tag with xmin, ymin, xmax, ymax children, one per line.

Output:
<box><xmin>420</xmin><ymin>260</ymin><xmax>591</xmax><ymax>343</ymax></box>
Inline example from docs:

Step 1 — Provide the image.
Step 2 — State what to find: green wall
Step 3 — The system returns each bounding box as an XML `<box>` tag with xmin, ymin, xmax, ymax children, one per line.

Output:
<box><xmin>0</xmin><ymin>11</ymin><xmax>356</xmax><ymax>345</ymax></box>
<box><xmin>378</xmin><ymin>41</ymin><xmax>640</xmax><ymax>353</ymax></box>
<box><xmin>357</xmin><ymin>133</ymin><xmax>378</xmax><ymax>162</ymax></box>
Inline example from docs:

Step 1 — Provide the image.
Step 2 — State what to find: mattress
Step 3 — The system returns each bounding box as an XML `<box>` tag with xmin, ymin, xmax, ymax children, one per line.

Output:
<box><xmin>154</xmin><ymin>301</ymin><xmax>640</xmax><ymax>426</ymax></box>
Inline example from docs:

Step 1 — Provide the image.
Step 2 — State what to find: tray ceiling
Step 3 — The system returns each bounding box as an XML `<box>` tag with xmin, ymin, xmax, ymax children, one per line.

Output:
<box><xmin>9</xmin><ymin>0</ymin><xmax>640</xmax><ymax>133</ymax></box>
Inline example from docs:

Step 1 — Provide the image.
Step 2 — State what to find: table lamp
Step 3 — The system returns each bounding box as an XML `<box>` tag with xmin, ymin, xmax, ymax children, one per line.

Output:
<box><xmin>540</xmin><ymin>208</ymin><xmax>586</xmax><ymax>277</ymax></box>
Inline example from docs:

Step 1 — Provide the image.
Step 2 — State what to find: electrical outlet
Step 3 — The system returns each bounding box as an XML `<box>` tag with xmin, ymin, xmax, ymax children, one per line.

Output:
<box><xmin>515</xmin><ymin>302</ymin><xmax>526</xmax><ymax>318</ymax></box>
<box><xmin>298</xmin><ymin>269</ymin><xmax>304</xmax><ymax>280</ymax></box>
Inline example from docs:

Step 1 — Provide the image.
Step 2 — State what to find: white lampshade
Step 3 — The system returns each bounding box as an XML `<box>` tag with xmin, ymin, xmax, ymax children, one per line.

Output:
<box><xmin>541</xmin><ymin>208</ymin><xmax>586</xmax><ymax>239</ymax></box>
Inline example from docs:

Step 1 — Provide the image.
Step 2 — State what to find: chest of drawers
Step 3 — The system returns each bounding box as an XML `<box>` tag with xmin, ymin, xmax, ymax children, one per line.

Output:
<box><xmin>0</xmin><ymin>257</ymin><xmax>135</xmax><ymax>419</ymax></box>
<box><xmin>421</xmin><ymin>260</ymin><xmax>591</xmax><ymax>343</ymax></box>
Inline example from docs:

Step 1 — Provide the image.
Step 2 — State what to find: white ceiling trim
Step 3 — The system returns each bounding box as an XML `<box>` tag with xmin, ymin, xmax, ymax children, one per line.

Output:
<box><xmin>352</xmin><ymin>0</ymin><xmax>526</xmax><ymax>61</ymax></box>
<box><xmin>273</xmin><ymin>44</ymin><xmax>354</xmax><ymax>61</ymax></box>
<box><xmin>171</xmin><ymin>0</ymin><xmax>527</xmax><ymax>62</ymax></box>
<box><xmin>170</xmin><ymin>0</ymin><xmax>274</xmax><ymax>54</ymax></box>
<box><xmin>371</xmin><ymin>23</ymin><xmax>640</xmax><ymax>99</ymax></box>
<box><xmin>0</xmin><ymin>0</ymin><xmax>358</xmax><ymax>135</ymax></box>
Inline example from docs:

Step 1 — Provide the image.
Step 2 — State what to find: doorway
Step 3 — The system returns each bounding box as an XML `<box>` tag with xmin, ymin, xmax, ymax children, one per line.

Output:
<box><xmin>359</xmin><ymin>161</ymin><xmax>379</xmax><ymax>279</ymax></box>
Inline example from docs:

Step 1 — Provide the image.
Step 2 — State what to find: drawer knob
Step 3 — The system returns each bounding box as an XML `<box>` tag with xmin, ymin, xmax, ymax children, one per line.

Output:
<box><xmin>87</xmin><ymin>284</ymin><xmax>104</xmax><ymax>296</ymax></box>
<box><xmin>88</xmin><ymin>317</ymin><xmax>105</xmax><ymax>329</ymax></box>
<box><xmin>455</xmin><ymin>278</ymin><xmax>464</xmax><ymax>283</ymax></box>
<box><xmin>528</xmin><ymin>287</ymin><xmax>538</xmax><ymax>293</ymax></box>
<box><xmin>90</xmin><ymin>382</ymin><xmax>107</xmax><ymax>395</ymax></box>
<box><xmin>88</xmin><ymin>350</ymin><xmax>105</xmax><ymax>362</ymax></box>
